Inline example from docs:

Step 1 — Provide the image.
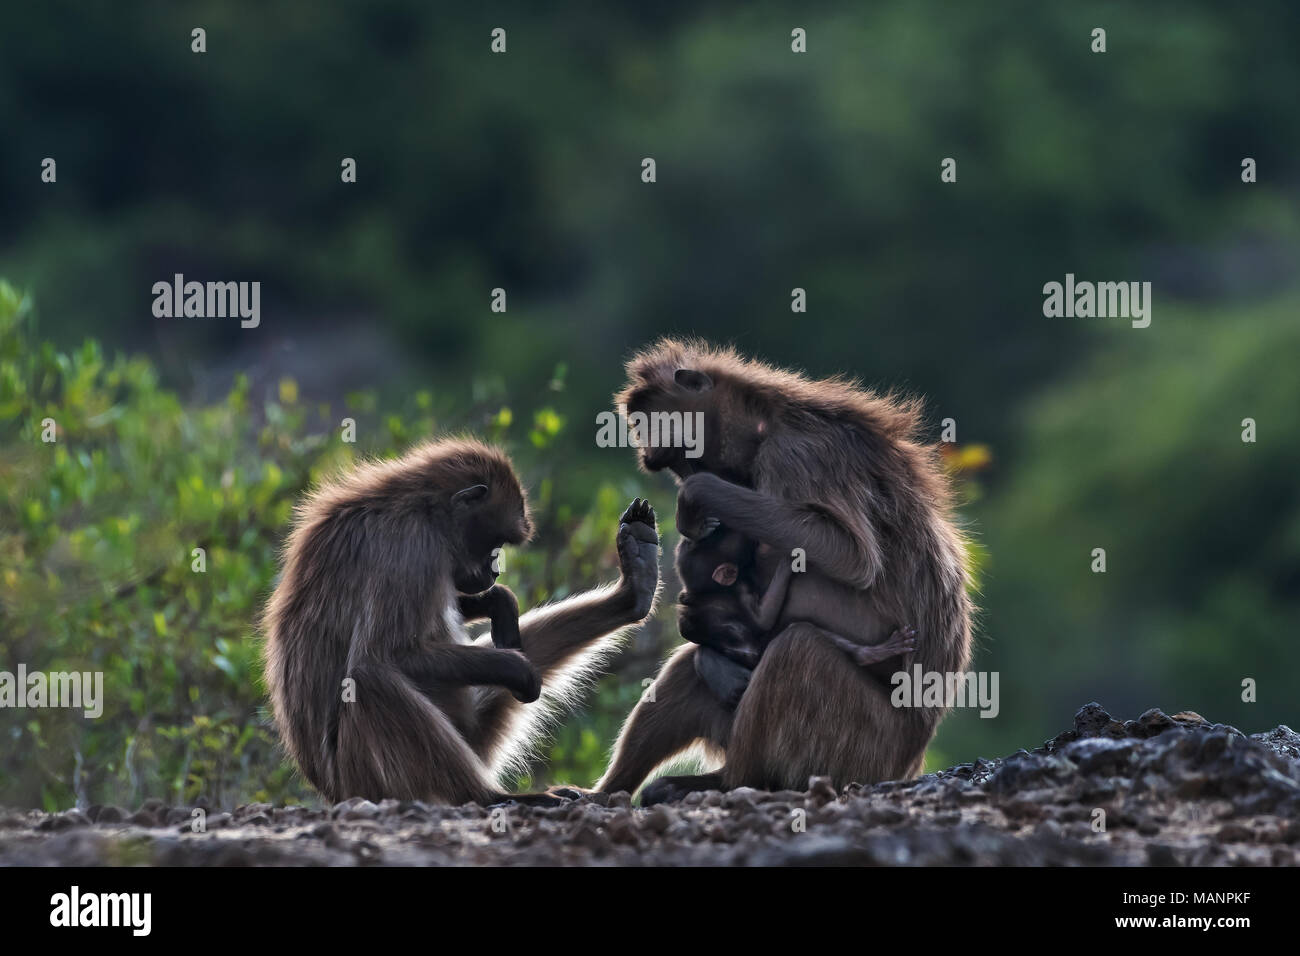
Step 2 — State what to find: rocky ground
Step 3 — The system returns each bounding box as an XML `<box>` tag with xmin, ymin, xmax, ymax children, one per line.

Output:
<box><xmin>3</xmin><ymin>704</ymin><xmax>1298</xmax><ymax>866</ymax></box>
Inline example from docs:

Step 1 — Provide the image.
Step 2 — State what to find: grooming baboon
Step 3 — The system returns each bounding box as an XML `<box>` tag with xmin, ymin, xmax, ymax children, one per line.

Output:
<box><xmin>675</xmin><ymin>526</ymin><xmax>918</xmax><ymax>707</ymax></box>
<box><xmin>262</xmin><ymin>438</ymin><xmax>660</xmax><ymax>806</ymax></box>
<box><xmin>597</xmin><ymin>339</ymin><xmax>972</xmax><ymax>803</ymax></box>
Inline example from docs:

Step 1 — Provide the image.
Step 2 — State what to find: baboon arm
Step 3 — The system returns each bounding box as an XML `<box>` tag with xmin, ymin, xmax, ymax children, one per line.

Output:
<box><xmin>456</xmin><ymin>585</ymin><xmax>515</xmax><ymax>623</ymax></box>
<box><xmin>401</xmin><ymin>644</ymin><xmax>537</xmax><ymax>701</ymax></box>
<box><xmin>750</xmin><ymin>561</ymin><xmax>794</xmax><ymax>632</ymax></box>
<box><xmin>677</xmin><ymin>472</ymin><xmax>880</xmax><ymax>590</ymax></box>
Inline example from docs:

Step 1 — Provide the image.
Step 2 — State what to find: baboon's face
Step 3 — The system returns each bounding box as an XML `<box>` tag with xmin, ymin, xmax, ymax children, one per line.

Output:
<box><xmin>628</xmin><ymin>371</ymin><xmax>720</xmax><ymax>479</ymax></box>
<box><xmin>674</xmin><ymin>528</ymin><xmax>748</xmax><ymax>593</ymax></box>
<box><xmin>450</xmin><ymin>483</ymin><xmax>531</xmax><ymax>595</ymax></box>
<box><xmin>628</xmin><ymin>368</ymin><xmax>760</xmax><ymax>484</ymax></box>
<box><xmin>628</xmin><ymin>391</ymin><xmax>691</xmax><ymax>476</ymax></box>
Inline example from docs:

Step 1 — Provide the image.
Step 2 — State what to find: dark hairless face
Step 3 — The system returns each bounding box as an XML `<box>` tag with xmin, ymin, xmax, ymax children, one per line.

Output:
<box><xmin>452</xmin><ymin>485</ymin><xmax>530</xmax><ymax>595</ymax></box>
<box><xmin>674</xmin><ymin>526</ymin><xmax>754</xmax><ymax>597</ymax></box>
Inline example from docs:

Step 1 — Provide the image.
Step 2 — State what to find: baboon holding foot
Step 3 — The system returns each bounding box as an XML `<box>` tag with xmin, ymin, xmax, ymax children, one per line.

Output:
<box><xmin>598</xmin><ymin>339</ymin><xmax>972</xmax><ymax>803</ymax></box>
<box><xmin>262</xmin><ymin>438</ymin><xmax>660</xmax><ymax>805</ymax></box>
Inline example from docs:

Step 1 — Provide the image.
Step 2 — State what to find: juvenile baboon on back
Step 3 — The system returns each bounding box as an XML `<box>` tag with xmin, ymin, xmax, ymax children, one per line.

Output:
<box><xmin>598</xmin><ymin>339</ymin><xmax>972</xmax><ymax>803</ymax></box>
<box><xmin>263</xmin><ymin>438</ymin><xmax>660</xmax><ymax>805</ymax></box>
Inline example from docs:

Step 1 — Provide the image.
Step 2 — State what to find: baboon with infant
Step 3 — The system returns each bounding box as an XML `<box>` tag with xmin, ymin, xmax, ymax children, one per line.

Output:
<box><xmin>262</xmin><ymin>438</ymin><xmax>660</xmax><ymax>806</ymax></box>
<box><xmin>674</xmin><ymin>525</ymin><xmax>918</xmax><ymax>706</ymax></box>
<box><xmin>597</xmin><ymin>338</ymin><xmax>973</xmax><ymax>803</ymax></box>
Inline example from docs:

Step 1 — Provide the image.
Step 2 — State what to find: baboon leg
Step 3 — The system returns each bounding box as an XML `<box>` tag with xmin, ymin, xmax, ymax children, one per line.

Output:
<box><xmin>809</xmin><ymin>623</ymin><xmax>917</xmax><ymax>668</ymax></box>
<box><xmin>469</xmin><ymin>502</ymin><xmax>662</xmax><ymax>763</ymax></box>
<box><xmin>335</xmin><ymin>660</ymin><xmax>497</xmax><ymax>805</ymax></box>
<box><xmin>595</xmin><ymin>643</ymin><xmax>733</xmax><ymax>796</ymax></box>
<box><xmin>723</xmin><ymin>623</ymin><xmax>932</xmax><ymax>792</ymax></box>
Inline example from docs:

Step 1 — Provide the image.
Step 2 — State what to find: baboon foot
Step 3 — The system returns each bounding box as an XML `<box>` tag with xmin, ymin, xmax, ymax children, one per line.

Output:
<box><xmin>485</xmin><ymin>791</ymin><xmax>567</xmax><ymax>808</ymax></box>
<box><xmin>640</xmin><ymin>772</ymin><xmax>724</xmax><ymax>807</ymax></box>
<box><xmin>852</xmin><ymin>625</ymin><xmax>918</xmax><ymax>667</ymax></box>
<box><xmin>616</xmin><ymin>498</ymin><xmax>660</xmax><ymax>620</ymax></box>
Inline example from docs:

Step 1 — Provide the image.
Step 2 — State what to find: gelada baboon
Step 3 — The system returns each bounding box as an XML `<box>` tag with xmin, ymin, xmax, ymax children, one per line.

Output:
<box><xmin>675</xmin><ymin>524</ymin><xmax>918</xmax><ymax>709</ymax></box>
<box><xmin>262</xmin><ymin>438</ymin><xmax>660</xmax><ymax>805</ymax></box>
<box><xmin>597</xmin><ymin>339</ymin><xmax>972</xmax><ymax>803</ymax></box>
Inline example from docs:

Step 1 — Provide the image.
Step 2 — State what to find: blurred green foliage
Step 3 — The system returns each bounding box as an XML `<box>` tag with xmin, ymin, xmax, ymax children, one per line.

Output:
<box><xmin>2</xmin><ymin>2</ymin><xmax>1298</xmax><ymax>805</ymax></box>
<box><xmin>0</xmin><ymin>281</ymin><xmax>675</xmax><ymax>808</ymax></box>
<box><xmin>3</xmin><ymin>2</ymin><xmax>1297</xmax><ymax>444</ymax></box>
<box><xmin>948</xmin><ymin>293</ymin><xmax>1300</xmax><ymax>760</ymax></box>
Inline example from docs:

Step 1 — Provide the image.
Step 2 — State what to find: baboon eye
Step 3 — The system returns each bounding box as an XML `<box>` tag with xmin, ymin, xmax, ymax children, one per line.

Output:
<box><xmin>452</xmin><ymin>484</ymin><xmax>489</xmax><ymax>505</ymax></box>
<box><xmin>674</xmin><ymin>368</ymin><xmax>713</xmax><ymax>392</ymax></box>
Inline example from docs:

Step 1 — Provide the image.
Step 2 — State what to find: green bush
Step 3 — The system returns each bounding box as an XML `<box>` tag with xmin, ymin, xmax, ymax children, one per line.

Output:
<box><xmin>0</xmin><ymin>280</ymin><xmax>669</xmax><ymax>809</ymax></box>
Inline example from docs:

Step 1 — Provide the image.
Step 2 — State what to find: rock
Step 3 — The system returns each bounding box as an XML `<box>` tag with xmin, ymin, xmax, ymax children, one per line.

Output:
<box><xmin>340</xmin><ymin>800</ymin><xmax>380</xmax><ymax>821</ymax></box>
<box><xmin>605</xmin><ymin>813</ymin><xmax>641</xmax><ymax>847</ymax></box>
<box><xmin>4</xmin><ymin>704</ymin><xmax>1298</xmax><ymax>866</ymax></box>
<box><xmin>89</xmin><ymin>805</ymin><xmax>126</xmax><ymax>824</ymax></box>
<box><xmin>37</xmin><ymin>810</ymin><xmax>90</xmax><ymax>831</ymax></box>
<box><xmin>639</xmin><ymin>805</ymin><xmax>673</xmax><ymax>834</ymax></box>
<box><xmin>807</xmin><ymin>776</ymin><xmax>838</xmax><ymax>805</ymax></box>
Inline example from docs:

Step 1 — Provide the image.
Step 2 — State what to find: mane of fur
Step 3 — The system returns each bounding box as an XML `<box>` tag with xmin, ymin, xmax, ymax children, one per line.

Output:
<box><xmin>285</xmin><ymin>436</ymin><xmax>534</xmax><ymax>540</ymax></box>
<box><xmin>617</xmin><ymin>336</ymin><xmax>952</xmax><ymax>514</ymax></box>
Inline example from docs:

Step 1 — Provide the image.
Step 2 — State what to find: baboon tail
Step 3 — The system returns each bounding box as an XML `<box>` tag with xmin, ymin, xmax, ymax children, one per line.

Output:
<box><xmin>333</xmin><ymin>660</ymin><xmax>497</xmax><ymax>805</ymax></box>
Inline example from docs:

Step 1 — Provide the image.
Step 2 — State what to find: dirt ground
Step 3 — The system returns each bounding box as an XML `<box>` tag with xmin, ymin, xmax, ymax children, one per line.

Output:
<box><xmin>3</xmin><ymin>704</ymin><xmax>1297</xmax><ymax>866</ymax></box>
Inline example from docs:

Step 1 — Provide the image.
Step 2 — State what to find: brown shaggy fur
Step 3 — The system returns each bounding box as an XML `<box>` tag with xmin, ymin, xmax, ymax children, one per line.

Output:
<box><xmin>598</xmin><ymin>338</ymin><xmax>973</xmax><ymax>797</ymax></box>
<box><xmin>263</xmin><ymin>438</ymin><xmax>660</xmax><ymax>805</ymax></box>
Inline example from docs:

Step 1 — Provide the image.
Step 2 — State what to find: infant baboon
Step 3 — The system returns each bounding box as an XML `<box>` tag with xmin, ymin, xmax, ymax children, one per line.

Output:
<box><xmin>597</xmin><ymin>338</ymin><xmax>972</xmax><ymax>803</ymax></box>
<box><xmin>262</xmin><ymin>438</ymin><xmax>660</xmax><ymax>806</ymax></box>
<box><xmin>675</xmin><ymin>525</ymin><xmax>917</xmax><ymax>707</ymax></box>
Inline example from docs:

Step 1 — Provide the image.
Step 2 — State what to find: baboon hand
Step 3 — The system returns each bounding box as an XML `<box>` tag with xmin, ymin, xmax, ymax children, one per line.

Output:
<box><xmin>675</xmin><ymin>473</ymin><xmax>722</xmax><ymax>540</ymax></box>
<box><xmin>488</xmin><ymin>585</ymin><xmax>521</xmax><ymax>650</ymax></box>
<box><xmin>616</xmin><ymin>498</ymin><xmax>660</xmax><ymax>620</ymax></box>
<box><xmin>505</xmin><ymin>650</ymin><xmax>542</xmax><ymax>703</ymax></box>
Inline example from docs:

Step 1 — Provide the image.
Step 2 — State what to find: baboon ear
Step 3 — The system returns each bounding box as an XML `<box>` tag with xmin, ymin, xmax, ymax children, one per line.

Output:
<box><xmin>674</xmin><ymin>368</ymin><xmax>713</xmax><ymax>392</ymax></box>
<box><xmin>712</xmin><ymin>563</ymin><xmax>739</xmax><ymax>587</ymax></box>
<box><xmin>452</xmin><ymin>484</ymin><xmax>489</xmax><ymax>506</ymax></box>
